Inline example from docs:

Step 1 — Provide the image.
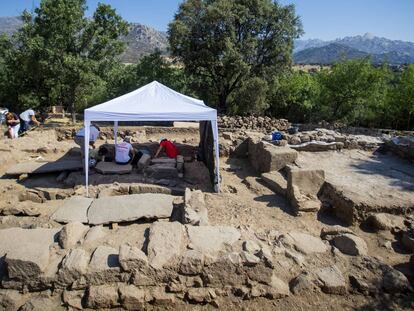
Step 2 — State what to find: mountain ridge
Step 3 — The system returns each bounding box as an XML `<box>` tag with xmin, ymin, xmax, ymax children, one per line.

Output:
<box><xmin>0</xmin><ymin>16</ymin><xmax>168</xmax><ymax>63</ymax></box>
<box><xmin>294</xmin><ymin>33</ymin><xmax>414</xmax><ymax>64</ymax></box>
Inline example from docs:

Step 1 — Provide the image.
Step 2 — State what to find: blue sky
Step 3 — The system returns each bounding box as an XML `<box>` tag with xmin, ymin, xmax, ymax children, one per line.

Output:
<box><xmin>1</xmin><ymin>0</ymin><xmax>414</xmax><ymax>41</ymax></box>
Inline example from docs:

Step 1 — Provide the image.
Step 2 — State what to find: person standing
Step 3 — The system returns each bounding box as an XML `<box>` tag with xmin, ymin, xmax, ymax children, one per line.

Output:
<box><xmin>115</xmin><ymin>136</ymin><xmax>136</xmax><ymax>164</ymax></box>
<box><xmin>74</xmin><ymin>124</ymin><xmax>100</xmax><ymax>155</ymax></box>
<box><xmin>19</xmin><ymin>109</ymin><xmax>40</xmax><ymax>133</ymax></box>
<box><xmin>154</xmin><ymin>138</ymin><xmax>178</xmax><ymax>159</ymax></box>
<box><xmin>5</xmin><ymin>112</ymin><xmax>20</xmax><ymax>139</ymax></box>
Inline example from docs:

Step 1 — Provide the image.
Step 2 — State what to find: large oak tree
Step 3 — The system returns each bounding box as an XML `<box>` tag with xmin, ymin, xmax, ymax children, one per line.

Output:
<box><xmin>168</xmin><ymin>0</ymin><xmax>302</xmax><ymax>113</ymax></box>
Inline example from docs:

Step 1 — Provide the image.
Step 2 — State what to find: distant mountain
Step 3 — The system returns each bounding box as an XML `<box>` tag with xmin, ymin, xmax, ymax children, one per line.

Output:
<box><xmin>0</xmin><ymin>16</ymin><xmax>23</xmax><ymax>37</ymax></box>
<box><xmin>0</xmin><ymin>17</ymin><xmax>168</xmax><ymax>63</ymax></box>
<box><xmin>294</xmin><ymin>33</ymin><xmax>414</xmax><ymax>65</ymax></box>
<box><xmin>294</xmin><ymin>43</ymin><xmax>368</xmax><ymax>64</ymax></box>
<box><xmin>120</xmin><ymin>23</ymin><xmax>168</xmax><ymax>63</ymax></box>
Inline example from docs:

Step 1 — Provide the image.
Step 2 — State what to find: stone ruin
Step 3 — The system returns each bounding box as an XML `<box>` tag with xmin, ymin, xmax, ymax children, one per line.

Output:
<box><xmin>1</xmin><ymin>187</ymin><xmax>412</xmax><ymax>310</ymax></box>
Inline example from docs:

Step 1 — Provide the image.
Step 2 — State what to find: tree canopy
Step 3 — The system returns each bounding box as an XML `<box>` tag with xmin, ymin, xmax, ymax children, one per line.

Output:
<box><xmin>1</xmin><ymin>0</ymin><xmax>128</xmax><ymax>120</ymax></box>
<box><xmin>168</xmin><ymin>0</ymin><xmax>303</xmax><ymax>112</ymax></box>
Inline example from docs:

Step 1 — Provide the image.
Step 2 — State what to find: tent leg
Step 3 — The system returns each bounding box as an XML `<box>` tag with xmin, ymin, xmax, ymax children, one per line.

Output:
<box><xmin>114</xmin><ymin>121</ymin><xmax>118</xmax><ymax>146</ymax></box>
<box><xmin>84</xmin><ymin>120</ymin><xmax>91</xmax><ymax>197</ymax></box>
<box><xmin>211</xmin><ymin>120</ymin><xmax>220</xmax><ymax>192</ymax></box>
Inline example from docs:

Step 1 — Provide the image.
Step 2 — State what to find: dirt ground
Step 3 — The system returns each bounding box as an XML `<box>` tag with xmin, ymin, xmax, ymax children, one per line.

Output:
<box><xmin>0</xmin><ymin>124</ymin><xmax>413</xmax><ymax>310</ymax></box>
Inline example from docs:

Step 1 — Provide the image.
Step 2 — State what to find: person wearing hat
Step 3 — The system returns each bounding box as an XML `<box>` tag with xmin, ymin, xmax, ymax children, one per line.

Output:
<box><xmin>115</xmin><ymin>136</ymin><xmax>136</xmax><ymax>165</ymax></box>
<box><xmin>154</xmin><ymin>138</ymin><xmax>178</xmax><ymax>159</ymax></box>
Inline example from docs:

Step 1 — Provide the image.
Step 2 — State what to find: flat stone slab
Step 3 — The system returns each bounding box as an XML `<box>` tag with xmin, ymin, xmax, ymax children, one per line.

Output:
<box><xmin>187</xmin><ymin>226</ymin><xmax>241</xmax><ymax>255</ymax></box>
<box><xmin>147</xmin><ymin>222</ymin><xmax>185</xmax><ymax>269</ymax></box>
<box><xmin>0</xmin><ymin>228</ymin><xmax>60</xmax><ymax>279</ymax></box>
<box><xmin>6</xmin><ymin>160</ymin><xmax>82</xmax><ymax>175</ymax></box>
<box><xmin>287</xmin><ymin>232</ymin><xmax>328</xmax><ymax>255</ymax></box>
<box><xmin>151</xmin><ymin>158</ymin><xmax>177</xmax><ymax>165</ymax></box>
<box><xmin>87</xmin><ymin>193</ymin><xmax>174</xmax><ymax>225</ymax></box>
<box><xmin>95</xmin><ymin>162</ymin><xmax>132</xmax><ymax>175</ymax></box>
<box><xmin>52</xmin><ymin>196</ymin><xmax>93</xmax><ymax>223</ymax></box>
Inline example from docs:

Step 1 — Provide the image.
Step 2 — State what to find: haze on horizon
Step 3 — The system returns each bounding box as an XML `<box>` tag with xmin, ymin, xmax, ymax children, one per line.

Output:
<box><xmin>0</xmin><ymin>0</ymin><xmax>413</xmax><ymax>42</ymax></box>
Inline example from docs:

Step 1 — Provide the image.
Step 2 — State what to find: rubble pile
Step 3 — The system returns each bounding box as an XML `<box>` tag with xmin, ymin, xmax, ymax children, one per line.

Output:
<box><xmin>218</xmin><ymin>115</ymin><xmax>290</xmax><ymax>132</ymax></box>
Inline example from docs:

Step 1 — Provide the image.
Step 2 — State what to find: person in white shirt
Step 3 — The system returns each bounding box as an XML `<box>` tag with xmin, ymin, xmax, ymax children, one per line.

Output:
<box><xmin>19</xmin><ymin>109</ymin><xmax>40</xmax><ymax>133</ymax></box>
<box><xmin>74</xmin><ymin>124</ymin><xmax>100</xmax><ymax>155</ymax></box>
<box><xmin>115</xmin><ymin>136</ymin><xmax>136</xmax><ymax>165</ymax></box>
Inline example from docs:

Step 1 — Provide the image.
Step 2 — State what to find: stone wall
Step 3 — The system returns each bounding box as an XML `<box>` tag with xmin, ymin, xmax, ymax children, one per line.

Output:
<box><xmin>218</xmin><ymin>115</ymin><xmax>290</xmax><ymax>132</ymax></box>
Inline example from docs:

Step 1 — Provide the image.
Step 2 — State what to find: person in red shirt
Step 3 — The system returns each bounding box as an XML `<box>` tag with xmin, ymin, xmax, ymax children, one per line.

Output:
<box><xmin>154</xmin><ymin>138</ymin><xmax>178</xmax><ymax>158</ymax></box>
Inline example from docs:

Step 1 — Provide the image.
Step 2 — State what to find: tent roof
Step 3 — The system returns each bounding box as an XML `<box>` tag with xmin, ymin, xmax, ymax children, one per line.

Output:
<box><xmin>85</xmin><ymin>81</ymin><xmax>216</xmax><ymax>121</ymax></box>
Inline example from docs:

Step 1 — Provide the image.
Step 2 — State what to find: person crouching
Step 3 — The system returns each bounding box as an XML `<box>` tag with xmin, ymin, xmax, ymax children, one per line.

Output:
<box><xmin>115</xmin><ymin>136</ymin><xmax>136</xmax><ymax>165</ymax></box>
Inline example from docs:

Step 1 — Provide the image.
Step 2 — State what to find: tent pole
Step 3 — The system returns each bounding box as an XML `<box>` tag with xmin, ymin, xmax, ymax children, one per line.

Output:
<box><xmin>84</xmin><ymin>120</ymin><xmax>91</xmax><ymax>197</ymax></box>
<box><xmin>211</xmin><ymin>119</ymin><xmax>220</xmax><ymax>192</ymax></box>
<box><xmin>114</xmin><ymin>121</ymin><xmax>118</xmax><ymax>146</ymax></box>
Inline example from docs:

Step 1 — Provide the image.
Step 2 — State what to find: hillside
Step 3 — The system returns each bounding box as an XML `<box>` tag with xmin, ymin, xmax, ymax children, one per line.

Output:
<box><xmin>0</xmin><ymin>17</ymin><xmax>168</xmax><ymax>63</ymax></box>
<box><xmin>294</xmin><ymin>43</ymin><xmax>368</xmax><ymax>64</ymax></box>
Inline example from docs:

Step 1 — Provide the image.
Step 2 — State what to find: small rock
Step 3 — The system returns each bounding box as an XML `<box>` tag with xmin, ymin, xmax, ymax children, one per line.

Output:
<box><xmin>86</xmin><ymin>285</ymin><xmax>119</xmax><ymax>309</ymax></box>
<box><xmin>179</xmin><ymin>250</ymin><xmax>204</xmax><ymax>275</ymax></box>
<box><xmin>316</xmin><ymin>265</ymin><xmax>347</xmax><ymax>295</ymax></box>
<box><xmin>290</xmin><ymin>272</ymin><xmax>314</xmax><ymax>295</ymax></box>
<box><xmin>187</xmin><ymin>288</ymin><xmax>214</xmax><ymax>303</ymax></box>
<box><xmin>268</xmin><ymin>274</ymin><xmax>290</xmax><ymax>298</ymax></box>
<box><xmin>333</xmin><ymin>234</ymin><xmax>368</xmax><ymax>256</ymax></box>
<box><xmin>58</xmin><ymin>222</ymin><xmax>89</xmax><ymax>249</ymax></box>
<box><xmin>284</xmin><ymin>232</ymin><xmax>328</xmax><ymax>255</ymax></box>
<box><xmin>119</xmin><ymin>244</ymin><xmax>148</xmax><ymax>272</ymax></box>
<box><xmin>119</xmin><ymin>284</ymin><xmax>148</xmax><ymax>310</ymax></box>
<box><xmin>367</xmin><ymin>213</ymin><xmax>406</xmax><ymax>231</ymax></box>
<box><xmin>240</xmin><ymin>251</ymin><xmax>260</xmax><ymax>266</ymax></box>
<box><xmin>151</xmin><ymin>287</ymin><xmax>176</xmax><ymax>305</ymax></box>
<box><xmin>62</xmin><ymin>290</ymin><xmax>84</xmax><ymax>309</ymax></box>
<box><xmin>242</xmin><ymin>240</ymin><xmax>261</xmax><ymax>254</ymax></box>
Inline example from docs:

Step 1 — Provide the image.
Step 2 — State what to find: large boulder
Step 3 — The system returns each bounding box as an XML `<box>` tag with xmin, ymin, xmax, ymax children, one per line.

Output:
<box><xmin>59</xmin><ymin>249</ymin><xmax>90</xmax><ymax>284</ymax></box>
<box><xmin>147</xmin><ymin>222</ymin><xmax>185</xmax><ymax>269</ymax></box>
<box><xmin>0</xmin><ymin>228</ymin><xmax>59</xmax><ymax>279</ymax></box>
<box><xmin>187</xmin><ymin>226</ymin><xmax>241</xmax><ymax>255</ymax></box>
<box><xmin>286</xmin><ymin>167</ymin><xmax>325</xmax><ymax>214</ymax></box>
<box><xmin>183</xmin><ymin>188</ymin><xmax>209</xmax><ymax>226</ymax></box>
<box><xmin>58</xmin><ymin>222</ymin><xmax>89</xmax><ymax>249</ymax></box>
<box><xmin>261</xmin><ymin>171</ymin><xmax>287</xmax><ymax>196</ymax></box>
<box><xmin>118</xmin><ymin>244</ymin><xmax>148</xmax><ymax>272</ymax></box>
<box><xmin>332</xmin><ymin>234</ymin><xmax>368</xmax><ymax>256</ymax></box>
<box><xmin>248</xmin><ymin>137</ymin><xmax>298</xmax><ymax>173</ymax></box>
<box><xmin>382</xmin><ymin>266</ymin><xmax>412</xmax><ymax>293</ymax></box>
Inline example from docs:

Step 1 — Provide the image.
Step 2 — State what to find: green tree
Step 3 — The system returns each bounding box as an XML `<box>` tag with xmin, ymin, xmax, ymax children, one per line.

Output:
<box><xmin>388</xmin><ymin>65</ymin><xmax>414</xmax><ymax>129</ymax></box>
<box><xmin>268</xmin><ymin>71</ymin><xmax>320</xmax><ymax>122</ymax></box>
<box><xmin>168</xmin><ymin>0</ymin><xmax>302</xmax><ymax>112</ymax></box>
<box><xmin>108</xmin><ymin>51</ymin><xmax>191</xmax><ymax>98</ymax></box>
<box><xmin>316</xmin><ymin>58</ymin><xmax>391</xmax><ymax>126</ymax></box>
<box><xmin>5</xmin><ymin>0</ymin><xmax>128</xmax><ymax>121</ymax></box>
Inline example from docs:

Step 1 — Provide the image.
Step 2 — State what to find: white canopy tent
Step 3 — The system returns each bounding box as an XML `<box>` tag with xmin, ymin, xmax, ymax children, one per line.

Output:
<box><xmin>83</xmin><ymin>81</ymin><xmax>220</xmax><ymax>196</ymax></box>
